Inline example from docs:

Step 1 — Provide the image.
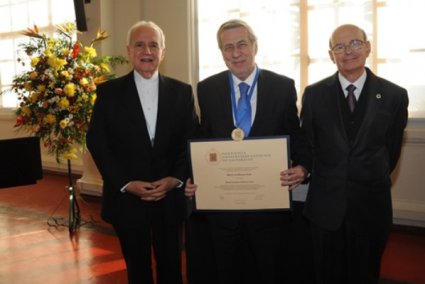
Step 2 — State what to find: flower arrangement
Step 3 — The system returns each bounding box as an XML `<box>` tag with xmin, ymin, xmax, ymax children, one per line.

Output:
<box><xmin>3</xmin><ymin>23</ymin><xmax>126</xmax><ymax>162</ymax></box>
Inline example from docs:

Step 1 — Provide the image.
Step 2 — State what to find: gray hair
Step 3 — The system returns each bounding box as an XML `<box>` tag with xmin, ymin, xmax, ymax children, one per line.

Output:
<box><xmin>127</xmin><ymin>20</ymin><xmax>165</xmax><ymax>48</ymax></box>
<box><xmin>216</xmin><ymin>19</ymin><xmax>257</xmax><ymax>50</ymax></box>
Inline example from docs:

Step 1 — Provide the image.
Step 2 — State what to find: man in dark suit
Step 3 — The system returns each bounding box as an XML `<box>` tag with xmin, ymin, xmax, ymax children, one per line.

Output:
<box><xmin>86</xmin><ymin>21</ymin><xmax>198</xmax><ymax>284</ymax></box>
<box><xmin>185</xmin><ymin>19</ymin><xmax>311</xmax><ymax>284</ymax></box>
<box><xmin>301</xmin><ymin>24</ymin><xmax>409</xmax><ymax>284</ymax></box>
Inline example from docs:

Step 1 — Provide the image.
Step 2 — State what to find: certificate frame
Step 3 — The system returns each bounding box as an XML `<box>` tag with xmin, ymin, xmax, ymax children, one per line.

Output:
<box><xmin>188</xmin><ymin>136</ymin><xmax>291</xmax><ymax>211</ymax></box>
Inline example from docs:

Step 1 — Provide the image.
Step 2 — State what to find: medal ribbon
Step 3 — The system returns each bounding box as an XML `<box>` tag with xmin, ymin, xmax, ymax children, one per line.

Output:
<box><xmin>228</xmin><ymin>66</ymin><xmax>260</xmax><ymax>137</ymax></box>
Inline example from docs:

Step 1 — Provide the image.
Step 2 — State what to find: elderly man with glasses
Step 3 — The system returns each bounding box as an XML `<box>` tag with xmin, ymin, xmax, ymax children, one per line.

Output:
<box><xmin>300</xmin><ymin>24</ymin><xmax>409</xmax><ymax>284</ymax></box>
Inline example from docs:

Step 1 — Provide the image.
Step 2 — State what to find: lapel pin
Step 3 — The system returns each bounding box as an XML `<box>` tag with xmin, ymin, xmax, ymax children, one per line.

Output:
<box><xmin>376</xmin><ymin>93</ymin><xmax>382</xmax><ymax>99</ymax></box>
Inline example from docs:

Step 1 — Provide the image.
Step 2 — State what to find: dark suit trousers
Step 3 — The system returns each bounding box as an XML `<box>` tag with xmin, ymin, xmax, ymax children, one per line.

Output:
<box><xmin>185</xmin><ymin>212</ymin><xmax>217</xmax><ymax>284</ymax></box>
<box><xmin>310</xmin><ymin>220</ymin><xmax>390</xmax><ymax>284</ymax></box>
<box><xmin>287</xmin><ymin>201</ymin><xmax>315</xmax><ymax>284</ymax></box>
<box><xmin>113</xmin><ymin>205</ymin><xmax>183</xmax><ymax>284</ymax></box>
<box><xmin>207</xmin><ymin>212</ymin><xmax>291</xmax><ymax>284</ymax></box>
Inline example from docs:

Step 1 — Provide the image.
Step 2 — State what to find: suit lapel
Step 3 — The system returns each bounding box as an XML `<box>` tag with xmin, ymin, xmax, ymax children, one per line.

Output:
<box><xmin>250</xmin><ymin>70</ymin><xmax>266</xmax><ymax>135</ymax></box>
<box><xmin>154</xmin><ymin>75</ymin><xmax>170</xmax><ymax>149</ymax></box>
<box><xmin>326</xmin><ymin>74</ymin><xmax>350</xmax><ymax>144</ymax></box>
<box><xmin>351</xmin><ymin>69</ymin><xmax>381</xmax><ymax>147</ymax></box>
<box><xmin>218</xmin><ymin>72</ymin><xmax>236</xmax><ymax>134</ymax></box>
<box><xmin>154</xmin><ymin>75</ymin><xmax>166</xmax><ymax>147</ymax></box>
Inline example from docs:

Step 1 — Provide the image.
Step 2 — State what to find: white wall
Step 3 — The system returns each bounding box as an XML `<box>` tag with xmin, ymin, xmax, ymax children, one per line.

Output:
<box><xmin>391</xmin><ymin>123</ymin><xmax>425</xmax><ymax>227</ymax></box>
<box><xmin>1</xmin><ymin>0</ymin><xmax>424</xmax><ymax>227</ymax></box>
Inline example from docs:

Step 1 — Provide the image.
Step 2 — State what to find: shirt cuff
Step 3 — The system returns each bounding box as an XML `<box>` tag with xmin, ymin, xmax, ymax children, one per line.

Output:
<box><xmin>176</xmin><ymin>179</ymin><xmax>184</xmax><ymax>188</ymax></box>
<box><xmin>120</xmin><ymin>182</ymin><xmax>131</xmax><ymax>193</ymax></box>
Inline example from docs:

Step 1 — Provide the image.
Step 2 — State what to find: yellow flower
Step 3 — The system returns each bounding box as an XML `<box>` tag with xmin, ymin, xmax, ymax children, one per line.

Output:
<box><xmin>24</xmin><ymin>82</ymin><xmax>32</xmax><ymax>91</ymax></box>
<box><xmin>29</xmin><ymin>71</ymin><xmax>38</xmax><ymax>80</ymax></box>
<box><xmin>94</xmin><ymin>75</ymin><xmax>106</xmax><ymax>85</ymax></box>
<box><xmin>91</xmin><ymin>94</ymin><xmax>97</xmax><ymax>105</ymax></box>
<box><xmin>100</xmin><ymin>63</ymin><xmax>110</xmax><ymax>72</ymax></box>
<box><xmin>37</xmin><ymin>85</ymin><xmax>46</xmax><ymax>92</ymax></box>
<box><xmin>63</xmin><ymin>83</ymin><xmax>76</xmax><ymax>97</ymax></box>
<box><xmin>62</xmin><ymin>151</ymin><xmax>78</xmax><ymax>160</ymax></box>
<box><xmin>47</xmin><ymin>56</ymin><xmax>67</xmax><ymax>69</ymax></box>
<box><xmin>59</xmin><ymin>119</ymin><xmax>68</xmax><ymax>129</ymax></box>
<box><xmin>61</xmin><ymin>48</ymin><xmax>70</xmax><ymax>56</ymax></box>
<box><xmin>31</xmin><ymin>57</ymin><xmax>40</xmax><ymax>67</ymax></box>
<box><xmin>47</xmin><ymin>38</ymin><xmax>56</xmax><ymax>48</ymax></box>
<box><xmin>81</xmin><ymin>93</ymin><xmax>88</xmax><ymax>101</ymax></box>
<box><xmin>30</xmin><ymin>92</ymin><xmax>39</xmax><ymax>102</ymax></box>
<box><xmin>21</xmin><ymin>106</ymin><xmax>31</xmax><ymax>115</ymax></box>
<box><xmin>84</xmin><ymin>46</ymin><xmax>97</xmax><ymax>58</ymax></box>
<box><xmin>59</xmin><ymin>97</ymin><xmax>70</xmax><ymax>109</ymax></box>
<box><xmin>45</xmin><ymin>48</ymin><xmax>53</xmax><ymax>57</ymax></box>
<box><xmin>62</xmin><ymin>146</ymin><xmax>78</xmax><ymax>160</ymax></box>
<box><xmin>61</xmin><ymin>70</ymin><xmax>70</xmax><ymax>77</ymax></box>
<box><xmin>79</xmin><ymin>77</ymin><xmax>89</xmax><ymax>86</ymax></box>
<box><xmin>60</xmin><ymin>70</ymin><xmax>72</xmax><ymax>81</ymax></box>
<box><xmin>44</xmin><ymin>114</ymin><xmax>56</xmax><ymax>124</ymax></box>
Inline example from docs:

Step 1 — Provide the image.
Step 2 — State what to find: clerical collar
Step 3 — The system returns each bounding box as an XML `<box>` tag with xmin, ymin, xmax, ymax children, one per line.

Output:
<box><xmin>134</xmin><ymin>70</ymin><xmax>159</xmax><ymax>83</ymax></box>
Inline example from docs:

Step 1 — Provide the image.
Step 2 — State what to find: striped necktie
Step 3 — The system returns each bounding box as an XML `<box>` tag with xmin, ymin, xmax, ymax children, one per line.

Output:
<box><xmin>346</xmin><ymin>84</ymin><xmax>357</xmax><ymax>112</ymax></box>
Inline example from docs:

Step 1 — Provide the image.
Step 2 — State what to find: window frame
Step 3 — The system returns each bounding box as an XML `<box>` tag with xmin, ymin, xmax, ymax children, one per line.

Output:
<box><xmin>195</xmin><ymin>0</ymin><xmax>425</xmax><ymax>118</ymax></box>
<box><xmin>0</xmin><ymin>0</ymin><xmax>75</xmax><ymax>109</ymax></box>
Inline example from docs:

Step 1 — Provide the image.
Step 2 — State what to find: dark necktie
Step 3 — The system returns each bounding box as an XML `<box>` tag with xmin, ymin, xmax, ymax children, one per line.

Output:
<box><xmin>346</xmin><ymin>84</ymin><xmax>357</xmax><ymax>112</ymax></box>
<box><xmin>237</xmin><ymin>82</ymin><xmax>251</xmax><ymax>136</ymax></box>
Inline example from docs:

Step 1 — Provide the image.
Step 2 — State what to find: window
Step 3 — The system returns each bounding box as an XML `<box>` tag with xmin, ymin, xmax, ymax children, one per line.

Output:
<box><xmin>0</xmin><ymin>0</ymin><xmax>75</xmax><ymax>108</ymax></box>
<box><xmin>197</xmin><ymin>0</ymin><xmax>425</xmax><ymax>118</ymax></box>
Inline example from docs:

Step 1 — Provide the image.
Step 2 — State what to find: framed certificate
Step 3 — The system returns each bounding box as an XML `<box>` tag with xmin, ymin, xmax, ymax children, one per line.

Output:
<box><xmin>188</xmin><ymin>136</ymin><xmax>290</xmax><ymax>211</ymax></box>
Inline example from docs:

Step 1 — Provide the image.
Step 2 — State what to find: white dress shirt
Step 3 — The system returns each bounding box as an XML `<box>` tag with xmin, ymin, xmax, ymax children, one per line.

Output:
<box><xmin>339</xmin><ymin>70</ymin><xmax>367</xmax><ymax>101</ymax></box>
<box><xmin>134</xmin><ymin>71</ymin><xmax>159</xmax><ymax>145</ymax></box>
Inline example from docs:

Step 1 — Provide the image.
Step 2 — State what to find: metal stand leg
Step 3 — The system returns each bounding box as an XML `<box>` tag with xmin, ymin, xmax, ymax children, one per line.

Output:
<box><xmin>67</xmin><ymin>159</ymin><xmax>81</xmax><ymax>235</ymax></box>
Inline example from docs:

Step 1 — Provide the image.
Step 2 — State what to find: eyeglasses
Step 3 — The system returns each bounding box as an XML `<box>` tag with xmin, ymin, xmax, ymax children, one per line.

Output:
<box><xmin>331</xmin><ymin>39</ymin><xmax>366</xmax><ymax>54</ymax></box>
<box><xmin>222</xmin><ymin>40</ymin><xmax>251</xmax><ymax>53</ymax></box>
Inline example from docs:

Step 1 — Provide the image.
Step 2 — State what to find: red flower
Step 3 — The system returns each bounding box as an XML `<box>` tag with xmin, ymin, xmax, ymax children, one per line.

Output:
<box><xmin>72</xmin><ymin>42</ymin><xmax>81</xmax><ymax>58</ymax></box>
<box><xmin>15</xmin><ymin>115</ymin><xmax>25</xmax><ymax>126</ymax></box>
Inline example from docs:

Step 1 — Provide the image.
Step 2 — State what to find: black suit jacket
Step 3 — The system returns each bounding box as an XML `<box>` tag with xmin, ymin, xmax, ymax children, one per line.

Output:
<box><xmin>197</xmin><ymin>69</ymin><xmax>310</xmax><ymax>169</ymax></box>
<box><xmin>301</xmin><ymin>68</ymin><xmax>408</xmax><ymax>233</ymax></box>
<box><xmin>87</xmin><ymin>71</ymin><xmax>198</xmax><ymax>227</ymax></box>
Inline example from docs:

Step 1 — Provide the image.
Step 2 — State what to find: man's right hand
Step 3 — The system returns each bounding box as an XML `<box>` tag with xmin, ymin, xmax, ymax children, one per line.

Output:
<box><xmin>184</xmin><ymin>178</ymin><xmax>197</xmax><ymax>199</ymax></box>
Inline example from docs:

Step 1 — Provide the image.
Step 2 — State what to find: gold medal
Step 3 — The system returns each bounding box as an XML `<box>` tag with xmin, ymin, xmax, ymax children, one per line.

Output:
<box><xmin>231</xmin><ymin>128</ymin><xmax>245</xmax><ymax>141</ymax></box>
